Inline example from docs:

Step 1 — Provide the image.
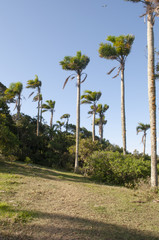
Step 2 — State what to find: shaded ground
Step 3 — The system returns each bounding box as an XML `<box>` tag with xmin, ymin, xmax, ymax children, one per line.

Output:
<box><xmin>0</xmin><ymin>160</ymin><xmax>159</xmax><ymax>240</ymax></box>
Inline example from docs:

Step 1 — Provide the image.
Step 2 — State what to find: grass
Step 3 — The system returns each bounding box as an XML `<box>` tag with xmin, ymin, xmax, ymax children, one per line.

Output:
<box><xmin>0</xmin><ymin>159</ymin><xmax>159</xmax><ymax>239</ymax></box>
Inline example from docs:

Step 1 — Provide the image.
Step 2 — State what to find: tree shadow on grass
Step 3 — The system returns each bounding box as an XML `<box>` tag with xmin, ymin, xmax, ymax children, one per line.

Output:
<box><xmin>0</xmin><ymin>211</ymin><xmax>159</xmax><ymax>240</ymax></box>
<box><xmin>0</xmin><ymin>160</ymin><xmax>90</xmax><ymax>184</ymax></box>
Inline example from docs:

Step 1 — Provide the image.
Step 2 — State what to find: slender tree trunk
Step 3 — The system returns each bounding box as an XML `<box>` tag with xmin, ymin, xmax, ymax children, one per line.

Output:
<box><xmin>101</xmin><ymin>123</ymin><xmax>103</xmax><ymax>141</ymax></box>
<box><xmin>143</xmin><ymin>133</ymin><xmax>146</xmax><ymax>157</ymax></box>
<box><xmin>99</xmin><ymin>121</ymin><xmax>103</xmax><ymax>142</ymax></box>
<box><xmin>147</xmin><ymin>12</ymin><xmax>158</xmax><ymax>187</ymax></box>
<box><xmin>75</xmin><ymin>73</ymin><xmax>81</xmax><ymax>172</ymax></box>
<box><xmin>121</xmin><ymin>64</ymin><xmax>126</xmax><ymax>155</ymax></box>
<box><xmin>50</xmin><ymin>110</ymin><xmax>53</xmax><ymax>128</ymax></box>
<box><xmin>37</xmin><ymin>87</ymin><xmax>40</xmax><ymax>136</ymax></box>
<box><xmin>92</xmin><ymin>107</ymin><xmax>95</xmax><ymax>142</ymax></box>
<box><xmin>17</xmin><ymin>94</ymin><xmax>21</xmax><ymax>120</ymax></box>
<box><xmin>40</xmin><ymin>99</ymin><xmax>42</xmax><ymax>124</ymax></box>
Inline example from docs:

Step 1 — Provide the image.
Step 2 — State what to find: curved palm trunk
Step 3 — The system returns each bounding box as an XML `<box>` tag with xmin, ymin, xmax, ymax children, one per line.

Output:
<box><xmin>50</xmin><ymin>110</ymin><xmax>53</xmax><ymax>128</ymax></box>
<box><xmin>37</xmin><ymin>87</ymin><xmax>40</xmax><ymax>136</ymax></box>
<box><xmin>121</xmin><ymin>64</ymin><xmax>126</xmax><ymax>155</ymax></box>
<box><xmin>147</xmin><ymin>12</ymin><xmax>158</xmax><ymax>187</ymax></box>
<box><xmin>75</xmin><ymin>73</ymin><xmax>81</xmax><ymax>172</ymax></box>
<box><xmin>92</xmin><ymin>108</ymin><xmax>96</xmax><ymax>142</ymax></box>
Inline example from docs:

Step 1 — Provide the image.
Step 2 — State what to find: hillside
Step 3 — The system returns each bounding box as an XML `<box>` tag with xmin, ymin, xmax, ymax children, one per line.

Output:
<box><xmin>0</xmin><ymin>159</ymin><xmax>159</xmax><ymax>240</ymax></box>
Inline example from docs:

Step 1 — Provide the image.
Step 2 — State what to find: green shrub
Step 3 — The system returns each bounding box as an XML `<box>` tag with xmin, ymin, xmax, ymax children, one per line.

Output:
<box><xmin>83</xmin><ymin>151</ymin><xmax>151</xmax><ymax>187</ymax></box>
<box><xmin>68</xmin><ymin>138</ymin><xmax>103</xmax><ymax>167</ymax></box>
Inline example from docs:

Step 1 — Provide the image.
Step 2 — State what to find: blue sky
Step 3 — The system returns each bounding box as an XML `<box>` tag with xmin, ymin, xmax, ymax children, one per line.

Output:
<box><xmin>1</xmin><ymin>0</ymin><xmax>159</xmax><ymax>154</ymax></box>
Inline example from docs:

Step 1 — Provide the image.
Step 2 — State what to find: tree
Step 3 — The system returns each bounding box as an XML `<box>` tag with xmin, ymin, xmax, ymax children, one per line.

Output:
<box><xmin>26</xmin><ymin>75</ymin><xmax>42</xmax><ymax>136</ymax></box>
<box><xmin>60</xmin><ymin>114</ymin><xmax>70</xmax><ymax>132</ymax></box>
<box><xmin>42</xmin><ymin>100</ymin><xmax>56</xmax><ymax>128</ymax></box>
<box><xmin>33</xmin><ymin>93</ymin><xmax>43</xmax><ymax>124</ymax></box>
<box><xmin>136</xmin><ymin>122</ymin><xmax>150</xmax><ymax>156</ymax></box>
<box><xmin>60</xmin><ymin>51</ymin><xmax>90</xmax><ymax>172</ymax></box>
<box><xmin>81</xmin><ymin>90</ymin><xmax>102</xmax><ymax>141</ymax></box>
<box><xmin>0</xmin><ymin>82</ymin><xmax>6</xmax><ymax>98</ymax></box>
<box><xmin>95</xmin><ymin>104</ymin><xmax>109</xmax><ymax>141</ymax></box>
<box><xmin>56</xmin><ymin>120</ymin><xmax>64</xmax><ymax>131</ymax></box>
<box><xmin>4</xmin><ymin>82</ymin><xmax>23</xmax><ymax>120</ymax></box>
<box><xmin>99</xmin><ymin>34</ymin><xmax>135</xmax><ymax>155</ymax></box>
<box><xmin>125</xmin><ymin>0</ymin><xmax>158</xmax><ymax>188</ymax></box>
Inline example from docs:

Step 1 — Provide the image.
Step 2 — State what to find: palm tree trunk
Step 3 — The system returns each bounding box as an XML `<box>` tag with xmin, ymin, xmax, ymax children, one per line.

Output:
<box><xmin>75</xmin><ymin>73</ymin><xmax>80</xmax><ymax>172</ymax></box>
<box><xmin>37</xmin><ymin>87</ymin><xmax>40</xmax><ymax>136</ymax></box>
<box><xmin>17</xmin><ymin>94</ymin><xmax>21</xmax><ymax>120</ymax></box>
<box><xmin>143</xmin><ymin>133</ymin><xmax>146</xmax><ymax>157</ymax></box>
<box><xmin>121</xmin><ymin>64</ymin><xmax>126</xmax><ymax>155</ymax></box>
<box><xmin>40</xmin><ymin>99</ymin><xmax>42</xmax><ymax>124</ymax></box>
<box><xmin>147</xmin><ymin>12</ymin><xmax>158</xmax><ymax>187</ymax></box>
<box><xmin>99</xmin><ymin>120</ymin><xmax>103</xmax><ymax>142</ymax></box>
<box><xmin>50</xmin><ymin>110</ymin><xmax>53</xmax><ymax>128</ymax></box>
<box><xmin>92</xmin><ymin>108</ymin><xmax>95</xmax><ymax>142</ymax></box>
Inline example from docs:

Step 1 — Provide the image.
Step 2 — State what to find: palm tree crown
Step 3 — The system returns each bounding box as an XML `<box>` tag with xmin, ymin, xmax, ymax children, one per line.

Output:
<box><xmin>60</xmin><ymin>51</ymin><xmax>90</xmax><ymax>74</ymax></box>
<box><xmin>26</xmin><ymin>75</ymin><xmax>42</xmax><ymax>136</ymax></box>
<box><xmin>4</xmin><ymin>82</ymin><xmax>23</xmax><ymax>119</ymax></box>
<box><xmin>42</xmin><ymin>100</ymin><xmax>56</xmax><ymax>128</ymax></box>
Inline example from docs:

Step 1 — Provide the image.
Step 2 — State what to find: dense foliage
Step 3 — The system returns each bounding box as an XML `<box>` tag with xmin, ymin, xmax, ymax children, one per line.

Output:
<box><xmin>83</xmin><ymin>151</ymin><xmax>151</xmax><ymax>187</ymax></box>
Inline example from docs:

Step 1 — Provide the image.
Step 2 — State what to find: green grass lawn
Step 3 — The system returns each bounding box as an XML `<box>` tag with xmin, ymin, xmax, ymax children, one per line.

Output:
<box><xmin>0</xmin><ymin>159</ymin><xmax>159</xmax><ymax>240</ymax></box>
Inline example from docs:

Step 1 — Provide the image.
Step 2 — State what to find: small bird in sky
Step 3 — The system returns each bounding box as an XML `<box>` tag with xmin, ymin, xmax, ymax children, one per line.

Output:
<box><xmin>102</xmin><ymin>4</ymin><xmax>107</xmax><ymax>7</ymax></box>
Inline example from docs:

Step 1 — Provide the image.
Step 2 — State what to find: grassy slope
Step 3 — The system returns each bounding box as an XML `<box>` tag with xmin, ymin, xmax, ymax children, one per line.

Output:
<box><xmin>0</xmin><ymin>159</ymin><xmax>159</xmax><ymax>240</ymax></box>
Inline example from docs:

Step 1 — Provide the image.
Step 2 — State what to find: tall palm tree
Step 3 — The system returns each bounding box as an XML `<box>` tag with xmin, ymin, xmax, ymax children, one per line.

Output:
<box><xmin>81</xmin><ymin>90</ymin><xmax>102</xmax><ymax>141</ymax></box>
<box><xmin>95</xmin><ymin>104</ymin><xmax>109</xmax><ymax>141</ymax></box>
<box><xmin>26</xmin><ymin>75</ymin><xmax>42</xmax><ymax>136</ymax></box>
<box><xmin>136</xmin><ymin>122</ymin><xmax>150</xmax><ymax>156</ymax></box>
<box><xmin>42</xmin><ymin>100</ymin><xmax>56</xmax><ymax>128</ymax></box>
<box><xmin>99</xmin><ymin>34</ymin><xmax>135</xmax><ymax>155</ymax></box>
<box><xmin>60</xmin><ymin>113</ymin><xmax>70</xmax><ymax>132</ymax></box>
<box><xmin>60</xmin><ymin>51</ymin><xmax>90</xmax><ymax>172</ymax></box>
<box><xmin>125</xmin><ymin>0</ymin><xmax>158</xmax><ymax>188</ymax></box>
<box><xmin>4</xmin><ymin>82</ymin><xmax>23</xmax><ymax>120</ymax></box>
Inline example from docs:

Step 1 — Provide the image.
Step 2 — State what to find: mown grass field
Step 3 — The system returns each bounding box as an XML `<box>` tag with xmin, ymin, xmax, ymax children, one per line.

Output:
<box><xmin>0</xmin><ymin>159</ymin><xmax>159</xmax><ymax>240</ymax></box>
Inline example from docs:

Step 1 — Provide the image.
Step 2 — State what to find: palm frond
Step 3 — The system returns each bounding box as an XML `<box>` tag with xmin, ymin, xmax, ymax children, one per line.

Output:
<box><xmin>107</xmin><ymin>66</ymin><xmax>117</xmax><ymax>75</ymax></box>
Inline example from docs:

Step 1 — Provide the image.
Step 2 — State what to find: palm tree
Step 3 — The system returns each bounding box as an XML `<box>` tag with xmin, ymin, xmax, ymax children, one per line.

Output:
<box><xmin>60</xmin><ymin>113</ymin><xmax>70</xmax><ymax>132</ymax></box>
<box><xmin>42</xmin><ymin>100</ymin><xmax>56</xmax><ymax>128</ymax></box>
<box><xmin>125</xmin><ymin>0</ymin><xmax>158</xmax><ymax>189</ymax></box>
<box><xmin>33</xmin><ymin>93</ymin><xmax>43</xmax><ymax>124</ymax></box>
<box><xmin>60</xmin><ymin>51</ymin><xmax>90</xmax><ymax>172</ymax></box>
<box><xmin>99</xmin><ymin>34</ymin><xmax>135</xmax><ymax>155</ymax></box>
<box><xmin>81</xmin><ymin>90</ymin><xmax>102</xmax><ymax>141</ymax></box>
<box><xmin>136</xmin><ymin>123</ymin><xmax>150</xmax><ymax>156</ymax></box>
<box><xmin>56</xmin><ymin>120</ymin><xmax>64</xmax><ymax>131</ymax></box>
<box><xmin>4</xmin><ymin>82</ymin><xmax>23</xmax><ymax>120</ymax></box>
<box><xmin>26</xmin><ymin>75</ymin><xmax>42</xmax><ymax>136</ymax></box>
<box><xmin>95</xmin><ymin>104</ymin><xmax>109</xmax><ymax>142</ymax></box>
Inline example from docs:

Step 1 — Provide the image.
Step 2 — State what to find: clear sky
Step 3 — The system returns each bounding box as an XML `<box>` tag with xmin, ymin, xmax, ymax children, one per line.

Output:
<box><xmin>1</xmin><ymin>0</ymin><xmax>159</xmax><ymax>154</ymax></box>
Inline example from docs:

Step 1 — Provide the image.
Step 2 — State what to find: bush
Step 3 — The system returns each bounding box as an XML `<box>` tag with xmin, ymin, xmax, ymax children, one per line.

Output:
<box><xmin>68</xmin><ymin>138</ymin><xmax>103</xmax><ymax>168</ymax></box>
<box><xmin>83</xmin><ymin>151</ymin><xmax>151</xmax><ymax>187</ymax></box>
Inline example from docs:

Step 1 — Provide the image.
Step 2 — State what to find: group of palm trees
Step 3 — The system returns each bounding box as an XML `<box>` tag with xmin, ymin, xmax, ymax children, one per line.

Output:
<box><xmin>2</xmin><ymin>0</ymin><xmax>158</xmax><ymax>188</ymax></box>
<box><xmin>60</xmin><ymin>0</ymin><xmax>159</xmax><ymax>188</ymax></box>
